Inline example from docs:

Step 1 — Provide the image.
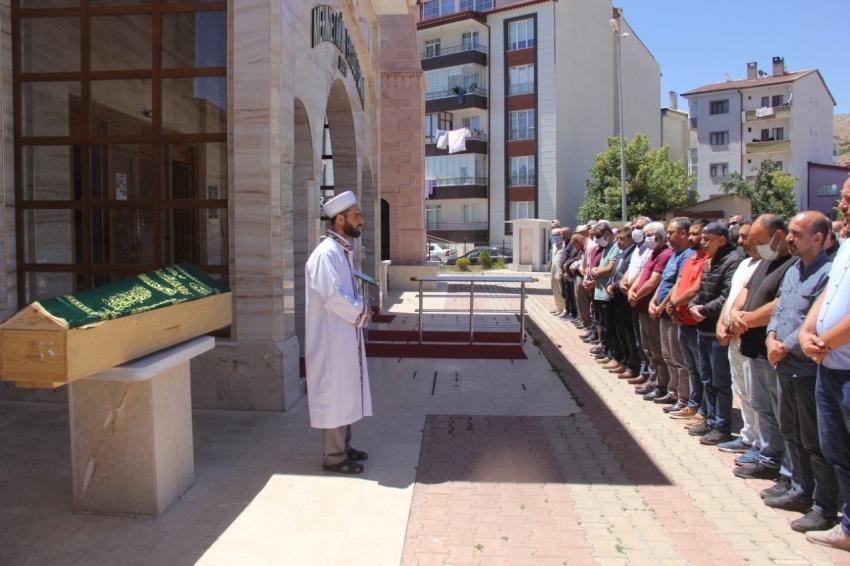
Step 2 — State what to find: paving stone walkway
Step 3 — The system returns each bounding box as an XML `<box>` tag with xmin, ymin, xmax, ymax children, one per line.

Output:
<box><xmin>401</xmin><ymin>275</ymin><xmax>847</xmax><ymax>565</ymax></box>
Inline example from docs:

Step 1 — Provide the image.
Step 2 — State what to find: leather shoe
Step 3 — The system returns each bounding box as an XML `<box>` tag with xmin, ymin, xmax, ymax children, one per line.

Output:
<box><xmin>733</xmin><ymin>463</ymin><xmax>781</xmax><ymax>481</ymax></box>
<box><xmin>635</xmin><ymin>383</ymin><xmax>655</xmax><ymax>395</ymax></box>
<box><xmin>626</xmin><ymin>375</ymin><xmax>647</xmax><ymax>385</ymax></box>
<box><xmin>595</xmin><ymin>357</ymin><xmax>611</xmax><ymax>364</ymax></box>
<box><xmin>582</xmin><ymin>335</ymin><xmax>599</xmax><ymax>343</ymax></box>
<box><xmin>653</xmin><ymin>393</ymin><xmax>678</xmax><ymax>405</ymax></box>
<box><xmin>608</xmin><ymin>365</ymin><xmax>626</xmax><ymax>374</ymax></box>
<box><xmin>663</xmin><ymin>399</ymin><xmax>688</xmax><ymax>413</ymax></box>
<box><xmin>580</xmin><ymin>331</ymin><xmax>594</xmax><ymax>339</ymax></box>
<box><xmin>643</xmin><ymin>388</ymin><xmax>666</xmax><ymax>401</ymax></box>
<box><xmin>763</xmin><ymin>494</ymin><xmax>813</xmax><ymax>513</ymax></box>
<box><xmin>618</xmin><ymin>371</ymin><xmax>636</xmax><ymax>379</ymax></box>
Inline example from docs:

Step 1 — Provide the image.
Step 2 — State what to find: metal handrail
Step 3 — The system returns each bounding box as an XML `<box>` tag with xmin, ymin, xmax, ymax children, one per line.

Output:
<box><xmin>410</xmin><ymin>275</ymin><xmax>538</xmax><ymax>346</ymax></box>
<box><xmin>420</xmin><ymin>43</ymin><xmax>488</xmax><ymax>59</ymax></box>
<box><xmin>425</xmin><ymin>87</ymin><xmax>488</xmax><ymax>101</ymax></box>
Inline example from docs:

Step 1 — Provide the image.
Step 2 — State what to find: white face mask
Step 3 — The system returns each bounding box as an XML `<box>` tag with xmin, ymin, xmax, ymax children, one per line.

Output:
<box><xmin>594</xmin><ymin>235</ymin><xmax>610</xmax><ymax>247</ymax></box>
<box><xmin>632</xmin><ymin>229</ymin><xmax>645</xmax><ymax>244</ymax></box>
<box><xmin>756</xmin><ymin>232</ymin><xmax>779</xmax><ymax>261</ymax></box>
<box><xmin>644</xmin><ymin>234</ymin><xmax>661</xmax><ymax>250</ymax></box>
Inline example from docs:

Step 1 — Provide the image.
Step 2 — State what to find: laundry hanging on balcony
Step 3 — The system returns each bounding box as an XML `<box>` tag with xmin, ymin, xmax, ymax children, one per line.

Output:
<box><xmin>447</xmin><ymin>127</ymin><xmax>472</xmax><ymax>154</ymax></box>
<box><xmin>755</xmin><ymin>107</ymin><xmax>774</xmax><ymax>118</ymax></box>
<box><xmin>434</xmin><ymin>129</ymin><xmax>449</xmax><ymax>149</ymax></box>
<box><xmin>425</xmin><ymin>178</ymin><xmax>434</xmax><ymax>200</ymax></box>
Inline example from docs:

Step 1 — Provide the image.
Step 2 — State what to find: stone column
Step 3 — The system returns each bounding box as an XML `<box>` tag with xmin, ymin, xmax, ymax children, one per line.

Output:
<box><xmin>379</xmin><ymin>11</ymin><xmax>426</xmax><ymax>266</ymax></box>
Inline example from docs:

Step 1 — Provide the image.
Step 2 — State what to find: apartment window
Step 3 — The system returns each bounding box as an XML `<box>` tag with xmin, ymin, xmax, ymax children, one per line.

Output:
<box><xmin>709</xmin><ymin>131</ymin><xmax>729</xmax><ymax>146</ymax></box>
<box><xmin>509</xmin><ymin>201</ymin><xmax>534</xmax><ymax>220</ymax></box>
<box><xmin>426</xmin><ymin>204</ymin><xmax>442</xmax><ymax>229</ymax></box>
<box><xmin>819</xmin><ymin>184</ymin><xmax>839</xmax><ymax>196</ymax></box>
<box><xmin>424</xmin><ymin>38</ymin><xmax>441</xmax><ymax>58</ymax></box>
<box><xmin>773</xmin><ymin>127</ymin><xmax>785</xmax><ymax>141</ymax></box>
<box><xmin>422</xmin><ymin>0</ymin><xmax>440</xmax><ymax>19</ymax></box>
<box><xmin>710</xmin><ymin>163</ymin><xmax>729</xmax><ymax>178</ymax></box>
<box><xmin>425</xmin><ymin>112</ymin><xmax>453</xmax><ymax>142</ymax></box>
<box><xmin>509</xmin><ymin>110</ymin><xmax>535</xmax><ymax>140</ymax></box>
<box><xmin>462</xmin><ymin>31</ymin><xmax>479</xmax><ymax>51</ymax></box>
<box><xmin>761</xmin><ymin>96</ymin><xmax>770</xmax><ymax>107</ymax></box>
<box><xmin>772</xmin><ymin>94</ymin><xmax>784</xmax><ymax>107</ymax></box>
<box><xmin>509</xmin><ymin>156</ymin><xmax>535</xmax><ymax>186</ymax></box>
<box><xmin>709</xmin><ymin>99</ymin><xmax>729</xmax><ymax>115</ymax></box>
<box><xmin>459</xmin><ymin>0</ymin><xmax>493</xmax><ymax>11</ymax></box>
<box><xmin>761</xmin><ymin>129</ymin><xmax>770</xmax><ymax>141</ymax></box>
<box><xmin>462</xmin><ymin>203</ymin><xmax>480</xmax><ymax>223</ymax></box>
<box><xmin>462</xmin><ymin>116</ymin><xmax>480</xmax><ymax>134</ymax></box>
<box><xmin>425</xmin><ymin>154</ymin><xmax>487</xmax><ymax>183</ymax></box>
<box><xmin>507</xmin><ymin>19</ymin><xmax>534</xmax><ymax>51</ymax></box>
<box><xmin>775</xmin><ymin>161</ymin><xmax>783</xmax><ymax>170</ymax></box>
<box><xmin>508</xmin><ymin>64</ymin><xmax>535</xmax><ymax>95</ymax></box>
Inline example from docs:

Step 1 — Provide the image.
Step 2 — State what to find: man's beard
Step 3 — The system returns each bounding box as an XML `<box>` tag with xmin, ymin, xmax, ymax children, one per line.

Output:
<box><xmin>343</xmin><ymin>220</ymin><xmax>361</xmax><ymax>238</ymax></box>
<box><xmin>689</xmin><ymin>240</ymin><xmax>700</xmax><ymax>250</ymax></box>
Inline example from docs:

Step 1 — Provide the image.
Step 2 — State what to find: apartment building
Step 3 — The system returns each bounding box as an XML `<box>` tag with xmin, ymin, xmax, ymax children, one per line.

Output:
<box><xmin>417</xmin><ymin>0</ymin><xmax>660</xmax><ymax>241</ymax></box>
<box><xmin>682</xmin><ymin>58</ymin><xmax>836</xmax><ymax>211</ymax></box>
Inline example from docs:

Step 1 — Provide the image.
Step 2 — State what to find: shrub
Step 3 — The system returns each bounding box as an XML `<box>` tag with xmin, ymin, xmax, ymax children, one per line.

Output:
<box><xmin>478</xmin><ymin>249</ymin><xmax>493</xmax><ymax>268</ymax></box>
<box><xmin>492</xmin><ymin>258</ymin><xmax>506</xmax><ymax>270</ymax></box>
<box><xmin>456</xmin><ymin>258</ymin><xmax>471</xmax><ymax>271</ymax></box>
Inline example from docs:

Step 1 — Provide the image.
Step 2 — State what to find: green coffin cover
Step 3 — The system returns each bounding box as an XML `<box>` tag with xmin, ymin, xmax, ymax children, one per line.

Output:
<box><xmin>37</xmin><ymin>264</ymin><xmax>230</xmax><ymax>330</ymax></box>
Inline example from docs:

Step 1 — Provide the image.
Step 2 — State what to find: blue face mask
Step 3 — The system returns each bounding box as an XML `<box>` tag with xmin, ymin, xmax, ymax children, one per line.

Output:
<box><xmin>552</xmin><ymin>235</ymin><xmax>562</xmax><ymax>243</ymax></box>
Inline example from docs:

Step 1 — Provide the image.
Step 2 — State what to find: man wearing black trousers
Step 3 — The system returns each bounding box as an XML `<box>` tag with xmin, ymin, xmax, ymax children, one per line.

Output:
<box><xmin>607</xmin><ymin>228</ymin><xmax>641</xmax><ymax>379</ymax></box>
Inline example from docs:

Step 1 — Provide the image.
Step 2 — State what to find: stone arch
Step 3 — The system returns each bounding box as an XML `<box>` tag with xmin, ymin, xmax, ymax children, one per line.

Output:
<box><xmin>293</xmin><ymin>97</ymin><xmax>315</xmax><ymax>355</ymax></box>
<box><xmin>324</xmin><ymin>79</ymin><xmax>358</xmax><ymax>194</ymax></box>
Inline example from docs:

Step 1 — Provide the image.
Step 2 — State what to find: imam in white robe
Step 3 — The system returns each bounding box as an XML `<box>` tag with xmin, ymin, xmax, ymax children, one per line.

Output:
<box><xmin>304</xmin><ymin>234</ymin><xmax>372</xmax><ymax>429</ymax></box>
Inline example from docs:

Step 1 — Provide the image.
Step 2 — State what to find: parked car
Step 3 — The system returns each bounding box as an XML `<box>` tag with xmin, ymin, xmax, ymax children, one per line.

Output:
<box><xmin>427</xmin><ymin>243</ymin><xmax>457</xmax><ymax>264</ymax></box>
<box><xmin>446</xmin><ymin>247</ymin><xmax>512</xmax><ymax>266</ymax></box>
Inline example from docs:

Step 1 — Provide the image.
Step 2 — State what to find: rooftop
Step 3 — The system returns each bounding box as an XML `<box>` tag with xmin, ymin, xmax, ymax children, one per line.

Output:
<box><xmin>682</xmin><ymin>70</ymin><xmax>837</xmax><ymax>106</ymax></box>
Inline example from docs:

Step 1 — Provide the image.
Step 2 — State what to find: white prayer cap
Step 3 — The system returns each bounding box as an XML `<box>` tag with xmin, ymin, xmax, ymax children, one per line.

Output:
<box><xmin>576</xmin><ymin>224</ymin><xmax>587</xmax><ymax>232</ymax></box>
<box><xmin>322</xmin><ymin>190</ymin><xmax>357</xmax><ymax>218</ymax></box>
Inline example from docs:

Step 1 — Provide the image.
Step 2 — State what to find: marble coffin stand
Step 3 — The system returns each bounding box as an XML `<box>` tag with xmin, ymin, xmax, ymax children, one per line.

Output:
<box><xmin>67</xmin><ymin>336</ymin><xmax>214</xmax><ymax>517</ymax></box>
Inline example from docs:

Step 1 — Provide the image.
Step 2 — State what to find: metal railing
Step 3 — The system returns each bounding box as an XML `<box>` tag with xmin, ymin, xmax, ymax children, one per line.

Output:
<box><xmin>508</xmin><ymin>83</ymin><xmax>534</xmax><ymax>96</ymax></box>
<box><xmin>420</xmin><ymin>0</ymin><xmax>493</xmax><ymax>21</ymax></box>
<box><xmin>427</xmin><ymin>221</ymin><xmax>488</xmax><ymax>230</ymax></box>
<box><xmin>425</xmin><ymin>86</ymin><xmax>488</xmax><ymax>101</ymax></box>
<box><xmin>355</xmin><ymin>270</ymin><xmax>379</xmax><ymax>329</ymax></box>
<box><xmin>410</xmin><ymin>275</ymin><xmax>538</xmax><ymax>346</ymax></box>
<box><xmin>508</xmin><ymin>127</ymin><xmax>535</xmax><ymax>140</ymax></box>
<box><xmin>508</xmin><ymin>174</ymin><xmax>535</xmax><ymax>186</ymax></box>
<box><xmin>431</xmin><ymin>176</ymin><xmax>488</xmax><ymax>186</ymax></box>
<box><xmin>426</xmin><ymin>132</ymin><xmax>488</xmax><ymax>143</ymax></box>
<box><xmin>421</xmin><ymin>43</ymin><xmax>488</xmax><ymax>59</ymax></box>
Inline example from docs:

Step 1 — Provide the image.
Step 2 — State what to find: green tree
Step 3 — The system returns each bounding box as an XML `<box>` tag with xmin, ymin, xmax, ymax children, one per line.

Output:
<box><xmin>720</xmin><ymin>157</ymin><xmax>798</xmax><ymax>220</ymax></box>
<box><xmin>578</xmin><ymin>134</ymin><xmax>695</xmax><ymax>223</ymax></box>
<box><xmin>478</xmin><ymin>248</ymin><xmax>492</xmax><ymax>268</ymax></box>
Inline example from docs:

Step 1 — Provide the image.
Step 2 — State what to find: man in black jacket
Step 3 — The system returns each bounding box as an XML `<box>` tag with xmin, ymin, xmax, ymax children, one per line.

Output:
<box><xmin>606</xmin><ymin>228</ymin><xmax>640</xmax><ymax>377</ymax></box>
<box><xmin>688</xmin><ymin>222</ymin><xmax>744</xmax><ymax>445</ymax></box>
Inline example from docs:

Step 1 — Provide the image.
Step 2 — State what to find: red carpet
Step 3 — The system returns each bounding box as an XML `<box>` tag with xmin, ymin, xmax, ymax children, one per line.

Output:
<box><xmin>367</xmin><ymin>330</ymin><xmax>523</xmax><ymax>344</ymax></box>
<box><xmin>364</xmin><ymin>342</ymin><xmax>526</xmax><ymax>359</ymax></box>
<box><xmin>369</xmin><ymin>306</ymin><xmax>395</xmax><ymax>323</ymax></box>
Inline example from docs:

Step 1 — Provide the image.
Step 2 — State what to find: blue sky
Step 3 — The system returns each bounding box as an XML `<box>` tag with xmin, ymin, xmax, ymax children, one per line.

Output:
<box><xmin>617</xmin><ymin>0</ymin><xmax>849</xmax><ymax>114</ymax></box>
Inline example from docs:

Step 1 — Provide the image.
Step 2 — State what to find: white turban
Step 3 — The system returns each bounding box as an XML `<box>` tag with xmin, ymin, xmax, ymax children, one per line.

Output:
<box><xmin>322</xmin><ymin>190</ymin><xmax>357</xmax><ymax>218</ymax></box>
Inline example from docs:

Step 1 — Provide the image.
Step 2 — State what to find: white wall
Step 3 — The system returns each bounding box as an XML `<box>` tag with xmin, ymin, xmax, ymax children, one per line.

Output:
<box><xmin>486</xmin><ymin>7</ymin><xmax>508</xmax><ymax>241</ymax></box>
<box><xmin>789</xmin><ymin>72</ymin><xmax>835</xmax><ymax>210</ymax></box>
<box><xmin>689</xmin><ymin>91</ymin><xmax>743</xmax><ymax>198</ymax></box>
<box><xmin>618</xmin><ymin>18</ymin><xmax>661</xmax><ymax>148</ymax></box>
<box><xmin>661</xmin><ymin>109</ymin><xmax>689</xmax><ymax>164</ymax></box>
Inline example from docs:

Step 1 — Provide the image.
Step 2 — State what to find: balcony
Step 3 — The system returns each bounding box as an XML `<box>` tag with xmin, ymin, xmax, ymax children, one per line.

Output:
<box><xmin>508</xmin><ymin>127</ymin><xmax>535</xmax><ymax>141</ymax></box>
<box><xmin>420</xmin><ymin>0</ymin><xmax>493</xmax><ymax>22</ymax></box>
<box><xmin>427</xmin><ymin>221</ymin><xmax>488</xmax><ymax>231</ymax></box>
<box><xmin>428</xmin><ymin>176</ymin><xmax>488</xmax><ymax>199</ymax></box>
<box><xmin>744</xmin><ymin>105</ymin><xmax>791</xmax><ymax>122</ymax></box>
<box><xmin>426</xmin><ymin>221</ymin><xmax>488</xmax><ymax>243</ymax></box>
<box><xmin>421</xmin><ymin>43</ymin><xmax>487</xmax><ymax>71</ymax></box>
<box><xmin>425</xmin><ymin>132</ymin><xmax>488</xmax><ymax>156</ymax></box>
<box><xmin>425</xmin><ymin>87</ymin><xmax>488</xmax><ymax>113</ymax></box>
<box><xmin>746</xmin><ymin>139</ymin><xmax>791</xmax><ymax>154</ymax></box>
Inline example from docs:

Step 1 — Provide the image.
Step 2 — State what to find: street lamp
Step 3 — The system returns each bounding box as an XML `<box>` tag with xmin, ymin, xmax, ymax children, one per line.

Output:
<box><xmin>609</xmin><ymin>18</ymin><xmax>629</xmax><ymax>224</ymax></box>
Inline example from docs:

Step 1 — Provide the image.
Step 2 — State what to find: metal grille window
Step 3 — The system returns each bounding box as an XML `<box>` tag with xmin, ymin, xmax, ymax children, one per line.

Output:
<box><xmin>507</xmin><ymin>19</ymin><xmax>534</xmax><ymax>51</ymax></box>
<box><xmin>508</xmin><ymin>64</ymin><xmax>534</xmax><ymax>95</ymax></box>
<box><xmin>509</xmin><ymin>110</ymin><xmax>535</xmax><ymax>140</ymax></box>
<box><xmin>14</xmin><ymin>1</ymin><xmax>228</xmax><ymax>306</ymax></box>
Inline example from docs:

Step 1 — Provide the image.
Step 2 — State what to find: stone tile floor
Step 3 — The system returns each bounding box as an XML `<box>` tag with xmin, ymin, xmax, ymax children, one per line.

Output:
<box><xmin>0</xmin><ymin>276</ymin><xmax>847</xmax><ymax>565</ymax></box>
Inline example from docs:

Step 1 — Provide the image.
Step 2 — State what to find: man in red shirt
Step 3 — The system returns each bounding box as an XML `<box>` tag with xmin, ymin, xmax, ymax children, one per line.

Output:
<box><xmin>628</xmin><ymin>221</ymin><xmax>673</xmax><ymax>397</ymax></box>
<box><xmin>666</xmin><ymin>219</ymin><xmax>710</xmax><ymax>420</ymax></box>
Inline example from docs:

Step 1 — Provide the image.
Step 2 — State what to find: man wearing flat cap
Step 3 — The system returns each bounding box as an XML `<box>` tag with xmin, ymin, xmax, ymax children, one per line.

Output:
<box><xmin>687</xmin><ymin>222</ymin><xmax>743</xmax><ymax>446</ymax></box>
<box><xmin>305</xmin><ymin>190</ymin><xmax>372</xmax><ymax>474</ymax></box>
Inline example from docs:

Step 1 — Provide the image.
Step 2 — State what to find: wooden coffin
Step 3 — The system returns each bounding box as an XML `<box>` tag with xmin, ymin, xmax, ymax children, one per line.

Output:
<box><xmin>0</xmin><ymin>291</ymin><xmax>231</xmax><ymax>389</ymax></box>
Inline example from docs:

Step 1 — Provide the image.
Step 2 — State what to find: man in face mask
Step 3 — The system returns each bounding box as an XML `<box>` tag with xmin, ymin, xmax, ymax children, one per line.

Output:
<box><xmin>588</xmin><ymin>221</ymin><xmax>621</xmax><ymax>366</ymax></box>
<box><xmin>621</xmin><ymin>217</ymin><xmax>654</xmax><ymax>385</ymax></box>
<box><xmin>628</xmin><ymin>222</ymin><xmax>673</xmax><ymax>398</ymax></box>
<box><xmin>549</xmin><ymin>228</ymin><xmax>567</xmax><ymax>316</ymax></box>
<box><xmin>728</xmin><ymin>215</ymin><xmax>795</xmax><ymax>481</ymax></box>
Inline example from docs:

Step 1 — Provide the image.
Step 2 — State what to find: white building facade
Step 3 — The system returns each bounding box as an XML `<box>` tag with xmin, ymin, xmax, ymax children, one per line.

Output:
<box><xmin>683</xmin><ymin>58</ymin><xmax>836</xmax><ymax>211</ymax></box>
<box><xmin>417</xmin><ymin>0</ymin><xmax>660</xmax><ymax>240</ymax></box>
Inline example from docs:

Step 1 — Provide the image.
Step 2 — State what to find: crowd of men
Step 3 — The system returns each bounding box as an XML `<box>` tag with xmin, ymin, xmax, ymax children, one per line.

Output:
<box><xmin>547</xmin><ymin>179</ymin><xmax>850</xmax><ymax>552</ymax></box>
